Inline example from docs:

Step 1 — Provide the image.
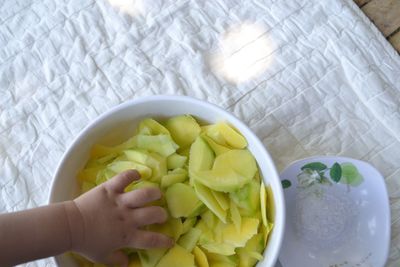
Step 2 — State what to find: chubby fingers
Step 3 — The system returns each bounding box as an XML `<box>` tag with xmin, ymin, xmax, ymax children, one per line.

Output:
<box><xmin>130</xmin><ymin>206</ymin><xmax>168</xmax><ymax>227</ymax></box>
<box><xmin>129</xmin><ymin>230</ymin><xmax>174</xmax><ymax>249</ymax></box>
<box><xmin>119</xmin><ymin>187</ymin><xmax>162</xmax><ymax>208</ymax></box>
<box><xmin>106</xmin><ymin>169</ymin><xmax>140</xmax><ymax>193</ymax></box>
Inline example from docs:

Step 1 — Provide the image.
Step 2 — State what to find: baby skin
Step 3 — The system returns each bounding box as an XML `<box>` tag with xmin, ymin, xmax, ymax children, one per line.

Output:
<box><xmin>0</xmin><ymin>170</ymin><xmax>174</xmax><ymax>266</ymax></box>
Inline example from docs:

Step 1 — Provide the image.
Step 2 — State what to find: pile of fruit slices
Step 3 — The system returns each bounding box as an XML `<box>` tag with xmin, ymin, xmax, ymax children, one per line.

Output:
<box><xmin>74</xmin><ymin>115</ymin><xmax>274</xmax><ymax>267</ymax></box>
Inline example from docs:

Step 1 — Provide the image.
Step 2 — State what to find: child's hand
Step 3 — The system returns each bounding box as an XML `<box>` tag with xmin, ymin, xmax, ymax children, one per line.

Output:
<box><xmin>65</xmin><ymin>170</ymin><xmax>174</xmax><ymax>266</ymax></box>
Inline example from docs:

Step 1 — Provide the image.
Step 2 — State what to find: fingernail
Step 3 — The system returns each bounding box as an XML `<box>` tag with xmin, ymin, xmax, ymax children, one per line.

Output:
<box><xmin>130</xmin><ymin>169</ymin><xmax>141</xmax><ymax>178</ymax></box>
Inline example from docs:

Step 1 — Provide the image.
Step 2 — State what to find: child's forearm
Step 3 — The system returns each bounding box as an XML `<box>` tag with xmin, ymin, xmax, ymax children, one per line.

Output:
<box><xmin>0</xmin><ymin>201</ymin><xmax>79</xmax><ymax>266</ymax></box>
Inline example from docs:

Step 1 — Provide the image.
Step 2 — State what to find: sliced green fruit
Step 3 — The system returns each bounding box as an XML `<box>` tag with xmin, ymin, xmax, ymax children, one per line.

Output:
<box><xmin>167</xmin><ymin>153</ymin><xmax>187</xmax><ymax>169</ymax></box>
<box><xmin>78</xmin><ymin>167</ymin><xmax>104</xmax><ymax>183</ymax></box>
<box><xmin>204</xmin><ymin>125</ymin><xmax>227</xmax><ymax>146</ymax></box>
<box><xmin>155</xmin><ymin>245</ymin><xmax>195</xmax><ymax>267</ymax></box>
<box><xmin>79</xmin><ymin>115</ymin><xmax>270</xmax><ymax>267</ymax></box>
<box><xmin>211</xmin><ymin>191</ymin><xmax>229</xmax><ymax>211</ymax></box>
<box><xmin>125</xmin><ymin>180</ymin><xmax>159</xmax><ymax>192</ymax></box>
<box><xmin>161</xmin><ymin>170</ymin><xmax>188</xmax><ymax>188</ymax></box>
<box><xmin>179</xmin><ymin>147</ymin><xmax>191</xmax><ymax>158</ymax></box>
<box><xmin>212</xmin><ymin>149</ymin><xmax>256</xmax><ymax>178</ymax></box>
<box><xmin>90</xmin><ymin>136</ymin><xmax>137</xmax><ymax>158</ymax></box>
<box><xmin>194</xmin><ymin>182</ymin><xmax>227</xmax><ymax>223</ymax></box>
<box><xmin>200</xmin><ymin>243</ymin><xmax>236</xmax><ymax>256</ymax></box>
<box><xmin>138</xmin><ymin>248</ymin><xmax>167</xmax><ymax>267</ymax></box>
<box><xmin>107</xmin><ymin>160</ymin><xmax>152</xmax><ymax>179</ymax></box>
<box><xmin>136</xmin><ymin>134</ymin><xmax>178</xmax><ymax>157</ymax></box>
<box><xmin>178</xmin><ymin>228</ymin><xmax>202</xmax><ymax>252</ymax></box>
<box><xmin>222</xmin><ymin>218</ymin><xmax>259</xmax><ymax>247</ymax></box>
<box><xmin>124</xmin><ymin>149</ymin><xmax>167</xmax><ymax>181</ymax></box>
<box><xmin>189</xmin><ymin>137</ymin><xmax>215</xmax><ymax>185</ymax></box>
<box><xmin>95</xmin><ymin>169</ymin><xmax>116</xmax><ymax>185</ymax></box>
<box><xmin>81</xmin><ymin>181</ymin><xmax>96</xmax><ymax>193</ymax></box>
<box><xmin>260</xmin><ymin>182</ymin><xmax>268</xmax><ymax>227</ymax></box>
<box><xmin>237</xmin><ymin>233</ymin><xmax>264</xmax><ymax>267</ymax></box>
<box><xmin>229</xmin><ymin>199</ymin><xmax>241</xmax><ymax>232</ymax></box>
<box><xmin>266</xmin><ymin>184</ymin><xmax>275</xmax><ymax>223</ymax></box>
<box><xmin>138</xmin><ymin>118</ymin><xmax>170</xmax><ymax>136</ymax></box>
<box><xmin>202</xmin><ymin>134</ymin><xmax>230</xmax><ymax>156</ymax></box>
<box><xmin>182</xmin><ymin>217</ymin><xmax>197</xmax><ymax>235</ymax></box>
<box><xmin>201</xmin><ymin>210</ymin><xmax>217</xmax><ymax>229</ymax></box>
<box><xmin>147</xmin><ymin>217</ymin><xmax>183</xmax><ymax>241</ymax></box>
<box><xmin>166</xmin><ymin>183</ymin><xmax>203</xmax><ymax>218</ymax></box>
<box><xmin>261</xmin><ymin>221</ymin><xmax>274</xmax><ymax>247</ymax></box>
<box><xmin>195</xmin><ymin>150</ymin><xmax>257</xmax><ymax>192</ymax></box>
<box><xmin>196</xmin><ymin>220</ymin><xmax>215</xmax><ymax>245</ymax></box>
<box><xmin>230</xmin><ymin>180</ymin><xmax>260</xmax><ymax>216</ymax></box>
<box><xmin>164</xmin><ymin>115</ymin><xmax>201</xmax><ymax>149</ymax></box>
<box><xmin>214</xmin><ymin>122</ymin><xmax>247</xmax><ymax>149</ymax></box>
<box><xmin>205</xmin><ymin>253</ymin><xmax>238</xmax><ymax>266</ymax></box>
<box><xmin>193</xmin><ymin>246</ymin><xmax>209</xmax><ymax>267</ymax></box>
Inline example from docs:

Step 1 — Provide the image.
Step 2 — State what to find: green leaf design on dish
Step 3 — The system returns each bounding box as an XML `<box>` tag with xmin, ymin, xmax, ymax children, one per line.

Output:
<box><xmin>330</xmin><ymin>162</ymin><xmax>342</xmax><ymax>182</ymax></box>
<box><xmin>340</xmin><ymin>162</ymin><xmax>363</xmax><ymax>186</ymax></box>
<box><xmin>300</xmin><ymin>162</ymin><xmax>327</xmax><ymax>171</ymax></box>
<box><xmin>297</xmin><ymin>161</ymin><xmax>363</xmax><ymax>189</ymax></box>
<box><xmin>282</xmin><ymin>179</ymin><xmax>292</xmax><ymax>189</ymax></box>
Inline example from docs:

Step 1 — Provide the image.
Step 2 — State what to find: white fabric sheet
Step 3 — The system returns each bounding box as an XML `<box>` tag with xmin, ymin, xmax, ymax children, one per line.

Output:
<box><xmin>0</xmin><ymin>0</ymin><xmax>400</xmax><ymax>266</ymax></box>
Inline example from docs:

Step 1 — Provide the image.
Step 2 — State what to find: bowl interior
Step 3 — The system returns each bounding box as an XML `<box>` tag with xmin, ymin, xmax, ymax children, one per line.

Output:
<box><xmin>49</xmin><ymin>96</ymin><xmax>285</xmax><ymax>267</ymax></box>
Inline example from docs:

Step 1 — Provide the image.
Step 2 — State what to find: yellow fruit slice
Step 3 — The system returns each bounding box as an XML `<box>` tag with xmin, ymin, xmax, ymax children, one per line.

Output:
<box><xmin>166</xmin><ymin>183</ymin><xmax>203</xmax><ymax>218</ymax></box>
<box><xmin>182</xmin><ymin>217</ymin><xmax>197</xmax><ymax>235</ymax></box>
<box><xmin>222</xmin><ymin>218</ymin><xmax>259</xmax><ymax>247</ymax></box>
<box><xmin>138</xmin><ymin>248</ymin><xmax>167</xmax><ymax>267</ymax></box>
<box><xmin>193</xmin><ymin>246</ymin><xmax>209</xmax><ymax>267</ymax></box>
<box><xmin>229</xmin><ymin>199</ymin><xmax>241</xmax><ymax>232</ymax></box>
<box><xmin>178</xmin><ymin>228</ymin><xmax>202</xmax><ymax>252</ymax></box>
<box><xmin>260</xmin><ymin>182</ymin><xmax>268</xmax><ymax>228</ymax></box>
<box><xmin>266</xmin><ymin>185</ymin><xmax>275</xmax><ymax>223</ymax></box>
<box><xmin>211</xmin><ymin>191</ymin><xmax>229</xmax><ymax>211</ymax></box>
<box><xmin>195</xmin><ymin>150</ymin><xmax>257</xmax><ymax>192</ymax></box>
<box><xmin>167</xmin><ymin>153</ymin><xmax>187</xmax><ymax>169</ymax></box>
<box><xmin>124</xmin><ymin>150</ymin><xmax>167</xmax><ymax>181</ymax></box>
<box><xmin>237</xmin><ymin>233</ymin><xmax>265</xmax><ymax>267</ymax></box>
<box><xmin>136</xmin><ymin>134</ymin><xmax>179</xmax><ymax>157</ymax></box>
<box><xmin>155</xmin><ymin>245</ymin><xmax>195</xmax><ymax>267</ymax></box>
<box><xmin>161</xmin><ymin>171</ymin><xmax>188</xmax><ymax>188</ymax></box>
<box><xmin>194</xmin><ymin>182</ymin><xmax>227</xmax><ymax>223</ymax></box>
<box><xmin>200</xmin><ymin>243</ymin><xmax>236</xmax><ymax>256</ymax></box>
<box><xmin>164</xmin><ymin>115</ymin><xmax>201</xmax><ymax>149</ymax></box>
<box><xmin>215</xmin><ymin>122</ymin><xmax>247</xmax><ymax>149</ymax></box>
<box><xmin>230</xmin><ymin>180</ymin><xmax>260</xmax><ymax>216</ymax></box>
<box><xmin>189</xmin><ymin>137</ymin><xmax>215</xmax><ymax>185</ymax></box>
<box><xmin>205</xmin><ymin>253</ymin><xmax>238</xmax><ymax>266</ymax></box>
<box><xmin>107</xmin><ymin>160</ymin><xmax>152</xmax><ymax>179</ymax></box>
<box><xmin>138</xmin><ymin>118</ymin><xmax>170</xmax><ymax>136</ymax></box>
<box><xmin>202</xmin><ymin>134</ymin><xmax>230</xmax><ymax>156</ymax></box>
<box><xmin>90</xmin><ymin>136</ymin><xmax>137</xmax><ymax>158</ymax></box>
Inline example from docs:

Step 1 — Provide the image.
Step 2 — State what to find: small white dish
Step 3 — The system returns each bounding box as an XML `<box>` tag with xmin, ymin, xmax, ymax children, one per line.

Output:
<box><xmin>278</xmin><ymin>156</ymin><xmax>390</xmax><ymax>267</ymax></box>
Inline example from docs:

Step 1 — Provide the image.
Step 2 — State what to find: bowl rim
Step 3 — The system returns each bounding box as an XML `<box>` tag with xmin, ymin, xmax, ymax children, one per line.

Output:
<box><xmin>48</xmin><ymin>94</ymin><xmax>286</xmax><ymax>266</ymax></box>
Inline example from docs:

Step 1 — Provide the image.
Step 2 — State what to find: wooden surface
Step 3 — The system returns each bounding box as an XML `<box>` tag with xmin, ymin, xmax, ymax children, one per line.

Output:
<box><xmin>355</xmin><ymin>0</ymin><xmax>400</xmax><ymax>53</ymax></box>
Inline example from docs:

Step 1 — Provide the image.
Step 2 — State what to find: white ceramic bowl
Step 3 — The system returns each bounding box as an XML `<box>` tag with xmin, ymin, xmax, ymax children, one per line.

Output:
<box><xmin>49</xmin><ymin>95</ymin><xmax>285</xmax><ymax>267</ymax></box>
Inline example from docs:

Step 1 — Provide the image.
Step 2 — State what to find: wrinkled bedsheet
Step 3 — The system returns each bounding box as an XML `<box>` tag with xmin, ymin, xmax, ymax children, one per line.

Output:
<box><xmin>1</xmin><ymin>0</ymin><xmax>400</xmax><ymax>266</ymax></box>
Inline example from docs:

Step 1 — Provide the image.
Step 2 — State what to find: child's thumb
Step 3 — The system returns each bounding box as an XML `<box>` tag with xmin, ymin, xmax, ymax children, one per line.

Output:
<box><xmin>106</xmin><ymin>250</ymin><xmax>129</xmax><ymax>267</ymax></box>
